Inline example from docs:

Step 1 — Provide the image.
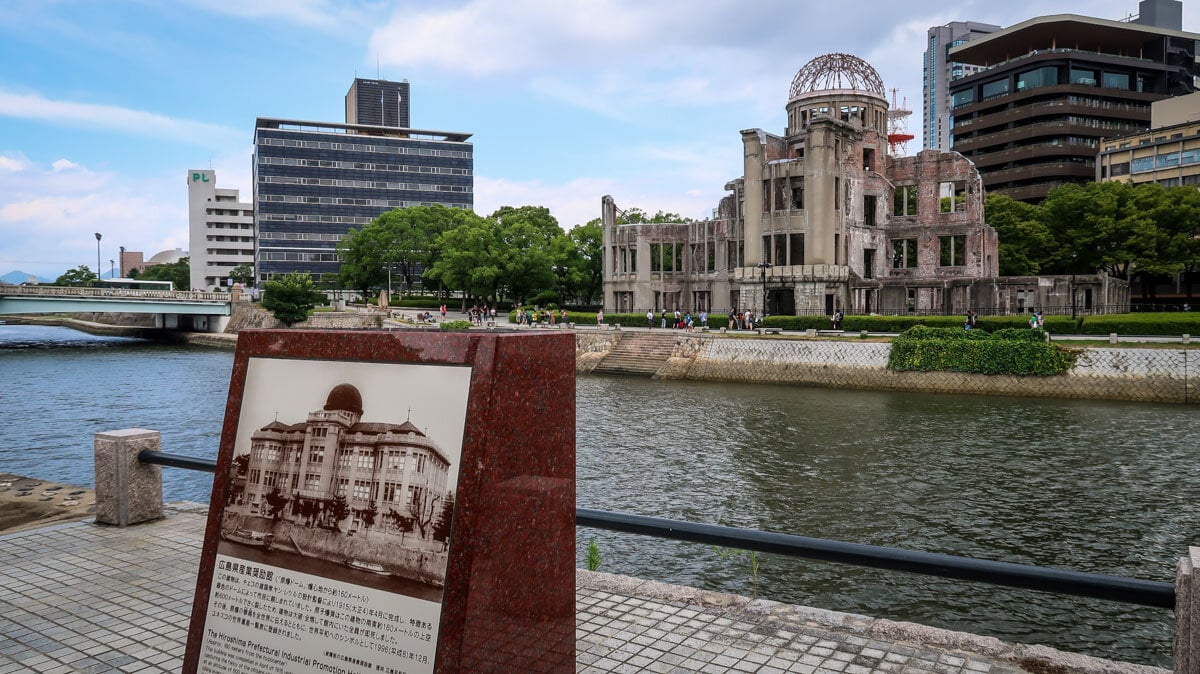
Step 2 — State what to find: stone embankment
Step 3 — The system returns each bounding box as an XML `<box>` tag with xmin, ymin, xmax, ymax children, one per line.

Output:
<box><xmin>579</xmin><ymin>330</ymin><xmax>1198</xmax><ymax>404</ymax></box>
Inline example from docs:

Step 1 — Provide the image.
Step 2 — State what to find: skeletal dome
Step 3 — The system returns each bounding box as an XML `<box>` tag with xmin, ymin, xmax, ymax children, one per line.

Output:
<box><xmin>324</xmin><ymin>383</ymin><xmax>363</xmax><ymax>416</ymax></box>
<box><xmin>789</xmin><ymin>53</ymin><xmax>886</xmax><ymax>100</ymax></box>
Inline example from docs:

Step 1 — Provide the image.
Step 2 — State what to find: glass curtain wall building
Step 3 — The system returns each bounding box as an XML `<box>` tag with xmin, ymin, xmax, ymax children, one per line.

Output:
<box><xmin>922</xmin><ymin>21</ymin><xmax>999</xmax><ymax>152</ymax></box>
<box><xmin>253</xmin><ymin>118</ymin><xmax>473</xmax><ymax>284</ymax></box>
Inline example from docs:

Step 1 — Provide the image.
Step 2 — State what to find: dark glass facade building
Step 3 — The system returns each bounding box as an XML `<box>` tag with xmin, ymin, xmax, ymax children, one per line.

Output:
<box><xmin>345</xmin><ymin>78</ymin><xmax>411</xmax><ymax>128</ymax></box>
<box><xmin>948</xmin><ymin>11</ymin><xmax>1199</xmax><ymax>201</ymax></box>
<box><xmin>253</xmin><ymin>118</ymin><xmax>473</xmax><ymax>283</ymax></box>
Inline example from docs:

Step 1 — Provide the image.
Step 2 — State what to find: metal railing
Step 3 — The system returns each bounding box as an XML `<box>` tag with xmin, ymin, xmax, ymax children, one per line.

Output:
<box><xmin>138</xmin><ymin>450</ymin><xmax>1174</xmax><ymax>609</ymax></box>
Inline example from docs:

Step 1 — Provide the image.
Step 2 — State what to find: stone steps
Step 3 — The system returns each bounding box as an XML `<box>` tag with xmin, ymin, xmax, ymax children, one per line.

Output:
<box><xmin>592</xmin><ymin>332</ymin><xmax>680</xmax><ymax>376</ymax></box>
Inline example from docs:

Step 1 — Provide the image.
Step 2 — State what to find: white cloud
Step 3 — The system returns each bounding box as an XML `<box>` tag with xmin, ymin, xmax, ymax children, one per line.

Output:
<box><xmin>0</xmin><ymin>87</ymin><xmax>243</xmax><ymax>146</ymax></box>
<box><xmin>179</xmin><ymin>0</ymin><xmax>370</xmax><ymax>31</ymax></box>
<box><xmin>0</xmin><ymin>152</ymin><xmax>29</xmax><ymax>172</ymax></box>
<box><xmin>50</xmin><ymin>159</ymin><xmax>80</xmax><ymax>172</ymax></box>
<box><xmin>0</xmin><ymin>158</ymin><xmax>187</xmax><ymax>278</ymax></box>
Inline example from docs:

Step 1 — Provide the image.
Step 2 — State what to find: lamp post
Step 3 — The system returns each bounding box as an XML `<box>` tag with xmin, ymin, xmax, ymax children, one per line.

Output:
<box><xmin>94</xmin><ymin>233</ymin><xmax>102</xmax><ymax>283</ymax></box>
<box><xmin>110</xmin><ymin>259</ymin><xmax>115</xmax><ymax>279</ymax></box>
<box><xmin>756</xmin><ymin>260</ymin><xmax>772</xmax><ymax>319</ymax></box>
<box><xmin>1070</xmin><ymin>251</ymin><xmax>1078</xmax><ymax>320</ymax></box>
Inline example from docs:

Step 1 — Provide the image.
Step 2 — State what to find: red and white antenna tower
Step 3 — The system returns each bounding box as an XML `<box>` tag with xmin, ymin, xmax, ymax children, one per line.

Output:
<box><xmin>887</xmin><ymin>87</ymin><xmax>914</xmax><ymax>156</ymax></box>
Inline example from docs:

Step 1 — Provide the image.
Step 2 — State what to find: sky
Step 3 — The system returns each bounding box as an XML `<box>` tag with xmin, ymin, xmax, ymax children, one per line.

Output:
<box><xmin>1</xmin><ymin>0</ymin><xmax>1195</xmax><ymax>280</ymax></box>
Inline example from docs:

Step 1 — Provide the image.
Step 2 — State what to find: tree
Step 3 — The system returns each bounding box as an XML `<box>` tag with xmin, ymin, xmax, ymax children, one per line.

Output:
<box><xmin>424</xmin><ymin>213</ymin><xmax>501</xmax><ymax>307</ymax></box>
<box><xmin>231</xmin><ymin>454</ymin><xmax>250</xmax><ymax>478</ymax></box>
<box><xmin>264</xmin><ymin>487</ymin><xmax>290</xmax><ymax>525</ymax></box>
<box><xmin>327</xmin><ymin>495</ymin><xmax>351</xmax><ymax>531</ymax></box>
<box><xmin>54</xmin><ymin>265</ymin><xmax>99</xmax><ymax>287</ymax></box>
<box><xmin>408</xmin><ymin>488</ymin><xmax>443</xmax><ymax>539</ymax></box>
<box><xmin>228</xmin><ymin>264</ymin><xmax>255</xmax><ymax>287</ymax></box>
<box><xmin>356</xmin><ymin>502</ymin><xmax>378</xmax><ymax>532</ymax></box>
<box><xmin>338</xmin><ymin>204</ymin><xmax>477</xmax><ymax>298</ymax></box>
<box><xmin>262</xmin><ymin>272</ymin><xmax>324</xmax><ymax>325</ymax></box>
<box><xmin>489</xmin><ymin>206</ymin><xmax>561</xmax><ymax>306</ymax></box>
<box><xmin>560</xmin><ymin>220</ymin><xmax>603</xmax><ymax>305</ymax></box>
<box><xmin>137</xmin><ymin>257</ymin><xmax>190</xmax><ymax>290</ymax></box>
<box><xmin>985</xmin><ymin>194</ymin><xmax>1054</xmax><ymax>276</ymax></box>
<box><xmin>432</xmin><ymin>491</ymin><xmax>455</xmax><ymax>551</ymax></box>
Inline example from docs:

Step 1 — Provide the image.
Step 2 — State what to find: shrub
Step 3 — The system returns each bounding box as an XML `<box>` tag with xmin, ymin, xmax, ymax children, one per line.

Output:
<box><xmin>439</xmin><ymin>320</ymin><xmax>472</xmax><ymax>331</ymax></box>
<box><xmin>1078</xmin><ymin>313</ymin><xmax>1200</xmax><ymax>336</ymax></box>
<box><xmin>888</xmin><ymin>326</ymin><xmax>1076</xmax><ymax>376</ymax></box>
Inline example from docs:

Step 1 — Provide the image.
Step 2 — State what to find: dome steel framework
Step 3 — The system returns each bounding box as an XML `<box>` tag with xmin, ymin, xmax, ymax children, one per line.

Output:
<box><xmin>788</xmin><ymin>53</ymin><xmax>886</xmax><ymax>99</ymax></box>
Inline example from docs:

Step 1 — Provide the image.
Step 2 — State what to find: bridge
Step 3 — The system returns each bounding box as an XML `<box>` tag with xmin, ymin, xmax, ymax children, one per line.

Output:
<box><xmin>0</xmin><ymin>285</ymin><xmax>233</xmax><ymax>332</ymax></box>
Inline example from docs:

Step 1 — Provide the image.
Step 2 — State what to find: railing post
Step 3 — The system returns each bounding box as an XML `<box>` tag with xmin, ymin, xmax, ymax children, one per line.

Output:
<box><xmin>94</xmin><ymin>429</ymin><xmax>164</xmax><ymax>527</ymax></box>
<box><xmin>1176</xmin><ymin>547</ymin><xmax>1200</xmax><ymax>673</ymax></box>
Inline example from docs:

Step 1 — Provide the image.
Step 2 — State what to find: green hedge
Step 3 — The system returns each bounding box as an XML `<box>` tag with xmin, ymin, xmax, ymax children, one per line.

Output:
<box><xmin>758</xmin><ymin>314</ymin><xmax>1081</xmax><ymax>334</ymax></box>
<box><xmin>1078</xmin><ymin>313</ymin><xmax>1200</xmax><ymax>336</ymax></box>
<box><xmin>439</xmin><ymin>320</ymin><xmax>472</xmax><ymax>331</ymax></box>
<box><xmin>888</xmin><ymin>326</ymin><xmax>1077</xmax><ymax>376</ymax></box>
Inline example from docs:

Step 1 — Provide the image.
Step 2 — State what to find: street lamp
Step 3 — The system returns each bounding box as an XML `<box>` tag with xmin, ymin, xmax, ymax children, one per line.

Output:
<box><xmin>110</xmin><ymin>259</ymin><xmax>115</xmax><ymax>279</ymax></box>
<box><xmin>94</xmin><ymin>233</ymin><xmax>102</xmax><ymax>283</ymax></box>
<box><xmin>1070</xmin><ymin>251</ymin><xmax>1078</xmax><ymax>320</ymax></box>
<box><xmin>756</xmin><ymin>260</ymin><xmax>772</xmax><ymax>320</ymax></box>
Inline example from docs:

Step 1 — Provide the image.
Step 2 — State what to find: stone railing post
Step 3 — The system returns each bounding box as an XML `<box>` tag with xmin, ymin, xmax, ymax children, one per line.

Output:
<box><xmin>94</xmin><ymin>429</ymin><xmax>164</xmax><ymax>527</ymax></box>
<box><xmin>1176</xmin><ymin>547</ymin><xmax>1200</xmax><ymax>673</ymax></box>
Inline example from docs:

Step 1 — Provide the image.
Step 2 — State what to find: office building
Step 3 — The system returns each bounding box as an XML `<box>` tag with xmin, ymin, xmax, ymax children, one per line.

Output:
<box><xmin>254</xmin><ymin>80</ymin><xmax>473</xmax><ymax>283</ymax></box>
<box><xmin>947</xmin><ymin>0</ymin><xmax>1199</xmax><ymax>201</ymax></box>
<box><xmin>345</xmin><ymin>77</ymin><xmax>410</xmax><ymax>128</ymax></box>
<box><xmin>923</xmin><ymin>21</ymin><xmax>1000</xmax><ymax>152</ymax></box>
<box><xmin>187</xmin><ymin>169</ymin><xmax>255</xmax><ymax>291</ymax></box>
<box><xmin>1097</xmin><ymin>91</ymin><xmax>1200</xmax><ymax>186</ymax></box>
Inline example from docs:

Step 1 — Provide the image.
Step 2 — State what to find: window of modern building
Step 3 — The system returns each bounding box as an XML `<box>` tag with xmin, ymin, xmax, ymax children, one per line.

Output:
<box><xmin>1016</xmin><ymin>66</ymin><xmax>1058</xmax><ymax>92</ymax></box>
<box><xmin>1131</xmin><ymin>156</ymin><xmax>1155</xmax><ymax>173</ymax></box>
<box><xmin>939</xmin><ymin>235</ymin><xmax>967</xmax><ymax>267</ymax></box>
<box><xmin>951</xmin><ymin>90</ymin><xmax>974</xmax><ymax>108</ymax></box>
<box><xmin>891</xmin><ymin>238</ymin><xmax>918</xmax><ymax>268</ymax></box>
<box><xmin>1157</xmin><ymin>152</ymin><xmax>1181</xmax><ymax>168</ymax></box>
<box><xmin>1182</xmin><ymin>149</ymin><xmax>1200</xmax><ymax>166</ymax></box>
<box><xmin>981</xmin><ymin>79</ymin><xmax>1009</xmax><ymax>100</ymax></box>
<box><xmin>1070</xmin><ymin>68</ymin><xmax>1098</xmax><ymax>86</ymax></box>
<box><xmin>1102</xmin><ymin>72</ymin><xmax>1130</xmax><ymax>90</ymax></box>
<box><xmin>1110</xmin><ymin>162</ymin><xmax>1130</xmax><ymax>177</ymax></box>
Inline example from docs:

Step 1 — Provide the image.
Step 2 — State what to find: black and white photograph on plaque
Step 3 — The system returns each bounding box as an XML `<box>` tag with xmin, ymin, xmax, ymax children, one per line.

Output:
<box><xmin>216</xmin><ymin>356</ymin><xmax>470</xmax><ymax>603</ymax></box>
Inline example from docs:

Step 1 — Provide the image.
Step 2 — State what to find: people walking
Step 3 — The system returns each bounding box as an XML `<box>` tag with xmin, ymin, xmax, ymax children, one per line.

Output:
<box><xmin>647</xmin><ymin>309</ymin><xmax>654</xmax><ymax>329</ymax></box>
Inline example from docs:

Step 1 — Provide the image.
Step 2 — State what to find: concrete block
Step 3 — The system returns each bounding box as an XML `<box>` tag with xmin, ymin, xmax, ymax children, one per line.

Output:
<box><xmin>1109</xmin><ymin>333</ymin><xmax>1119</xmax><ymax>344</ymax></box>
<box><xmin>94</xmin><ymin>429</ymin><xmax>163</xmax><ymax>527</ymax></box>
<box><xmin>805</xmin><ymin>329</ymin><xmax>817</xmax><ymax>337</ymax></box>
<box><xmin>1176</xmin><ymin>547</ymin><xmax>1200</xmax><ymax>674</ymax></box>
<box><xmin>1184</xmin><ymin>334</ymin><xmax>1191</xmax><ymax>345</ymax></box>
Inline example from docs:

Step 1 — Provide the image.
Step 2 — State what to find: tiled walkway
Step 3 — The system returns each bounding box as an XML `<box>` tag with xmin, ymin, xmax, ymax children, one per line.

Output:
<box><xmin>0</xmin><ymin>507</ymin><xmax>1163</xmax><ymax>673</ymax></box>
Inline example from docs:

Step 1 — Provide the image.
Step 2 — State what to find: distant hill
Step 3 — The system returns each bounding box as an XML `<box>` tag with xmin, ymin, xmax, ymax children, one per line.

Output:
<box><xmin>0</xmin><ymin>270</ymin><xmax>52</xmax><ymax>285</ymax></box>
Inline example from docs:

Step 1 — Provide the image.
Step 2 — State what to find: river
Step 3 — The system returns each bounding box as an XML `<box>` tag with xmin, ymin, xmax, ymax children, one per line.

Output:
<box><xmin>0</xmin><ymin>323</ymin><xmax>1196</xmax><ymax>666</ymax></box>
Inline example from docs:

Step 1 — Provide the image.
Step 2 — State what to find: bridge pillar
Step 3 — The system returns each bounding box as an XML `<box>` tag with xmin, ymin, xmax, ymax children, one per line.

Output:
<box><xmin>94</xmin><ymin>429</ymin><xmax>164</xmax><ymax>527</ymax></box>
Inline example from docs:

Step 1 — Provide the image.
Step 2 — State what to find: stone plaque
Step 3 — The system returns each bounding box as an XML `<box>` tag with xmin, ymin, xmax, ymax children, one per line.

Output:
<box><xmin>184</xmin><ymin>329</ymin><xmax>576</xmax><ymax>673</ymax></box>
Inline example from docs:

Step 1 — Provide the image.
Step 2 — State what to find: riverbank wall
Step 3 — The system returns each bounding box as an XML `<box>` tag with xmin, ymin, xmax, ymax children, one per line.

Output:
<box><xmin>578</xmin><ymin>331</ymin><xmax>1199</xmax><ymax>404</ymax></box>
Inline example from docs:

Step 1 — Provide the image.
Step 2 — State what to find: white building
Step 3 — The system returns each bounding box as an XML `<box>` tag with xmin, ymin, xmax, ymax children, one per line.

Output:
<box><xmin>187</xmin><ymin>169</ymin><xmax>255</xmax><ymax>291</ymax></box>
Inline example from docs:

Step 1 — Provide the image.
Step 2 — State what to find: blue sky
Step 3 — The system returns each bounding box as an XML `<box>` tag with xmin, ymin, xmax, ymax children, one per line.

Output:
<box><xmin>1</xmin><ymin>0</ymin><xmax>1194</xmax><ymax>279</ymax></box>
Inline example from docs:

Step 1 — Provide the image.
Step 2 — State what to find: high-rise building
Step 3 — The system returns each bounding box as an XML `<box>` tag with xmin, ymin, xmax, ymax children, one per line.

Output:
<box><xmin>253</xmin><ymin>119</ymin><xmax>473</xmax><ymax>284</ymax></box>
<box><xmin>345</xmin><ymin>78</ymin><xmax>410</xmax><ymax>128</ymax></box>
<box><xmin>187</xmin><ymin>169</ymin><xmax>255</xmax><ymax>291</ymax></box>
<box><xmin>922</xmin><ymin>21</ymin><xmax>1000</xmax><ymax>152</ymax></box>
<box><xmin>948</xmin><ymin>0</ymin><xmax>1198</xmax><ymax>201</ymax></box>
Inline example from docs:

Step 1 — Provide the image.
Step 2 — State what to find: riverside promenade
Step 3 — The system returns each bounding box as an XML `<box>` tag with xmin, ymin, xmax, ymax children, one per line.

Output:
<box><xmin>0</xmin><ymin>503</ymin><xmax>1165</xmax><ymax>674</ymax></box>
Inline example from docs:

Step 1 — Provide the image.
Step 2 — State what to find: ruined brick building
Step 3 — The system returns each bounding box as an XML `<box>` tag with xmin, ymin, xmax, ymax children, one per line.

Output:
<box><xmin>602</xmin><ymin>53</ymin><xmax>1127</xmax><ymax>316</ymax></box>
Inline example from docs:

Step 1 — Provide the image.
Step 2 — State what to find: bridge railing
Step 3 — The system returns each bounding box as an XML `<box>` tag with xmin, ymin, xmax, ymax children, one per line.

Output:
<box><xmin>0</xmin><ymin>285</ymin><xmax>229</xmax><ymax>302</ymax></box>
<box><xmin>90</xmin><ymin>429</ymin><xmax>1200</xmax><ymax>672</ymax></box>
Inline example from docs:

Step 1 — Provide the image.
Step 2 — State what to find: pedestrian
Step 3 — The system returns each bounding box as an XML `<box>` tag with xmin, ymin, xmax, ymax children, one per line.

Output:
<box><xmin>596</xmin><ymin>309</ymin><xmax>604</xmax><ymax>326</ymax></box>
<box><xmin>831</xmin><ymin>309</ymin><xmax>843</xmax><ymax>330</ymax></box>
<box><xmin>661</xmin><ymin>310</ymin><xmax>667</xmax><ymax>329</ymax></box>
<box><xmin>1036</xmin><ymin>311</ymin><xmax>1045</xmax><ymax>329</ymax></box>
<box><xmin>685</xmin><ymin>313</ymin><xmax>694</xmax><ymax>332</ymax></box>
<box><xmin>1029</xmin><ymin>312</ymin><xmax>1038</xmax><ymax>329</ymax></box>
<box><xmin>673</xmin><ymin>309</ymin><xmax>681</xmax><ymax>328</ymax></box>
<box><xmin>647</xmin><ymin>309</ymin><xmax>655</xmax><ymax>329</ymax></box>
<box><xmin>728</xmin><ymin>309</ymin><xmax>736</xmax><ymax>330</ymax></box>
<box><xmin>700</xmin><ymin>310</ymin><xmax>708</xmax><ymax>328</ymax></box>
<box><xmin>560</xmin><ymin>308</ymin><xmax>566</xmax><ymax>324</ymax></box>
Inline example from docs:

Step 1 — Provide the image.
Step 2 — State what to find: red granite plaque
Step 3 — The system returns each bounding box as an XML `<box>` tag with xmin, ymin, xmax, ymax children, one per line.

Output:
<box><xmin>183</xmin><ymin>329</ymin><xmax>575</xmax><ymax>673</ymax></box>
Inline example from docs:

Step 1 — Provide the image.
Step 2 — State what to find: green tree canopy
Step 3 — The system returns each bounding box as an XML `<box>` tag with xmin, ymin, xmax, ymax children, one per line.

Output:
<box><xmin>136</xmin><ymin>257</ymin><xmax>190</xmax><ymax>290</ymax></box>
<box><xmin>262</xmin><ymin>272</ymin><xmax>324</xmax><ymax>325</ymax></box>
<box><xmin>228</xmin><ymin>264</ymin><xmax>255</xmax><ymax>287</ymax></box>
<box><xmin>338</xmin><ymin>204</ymin><xmax>477</xmax><ymax>298</ymax></box>
<box><xmin>424</xmin><ymin>213</ymin><xmax>501</xmax><ymax>306</ymax></box>
<box><xmin>54</xmin><ymin>265</ymin><xmax>99</xmax><ymax>287</ymax></box>
<box><xmin>985</xmin><ymin>194</ymin><xmax>1053</xmax><ymax>276</ymax></box>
